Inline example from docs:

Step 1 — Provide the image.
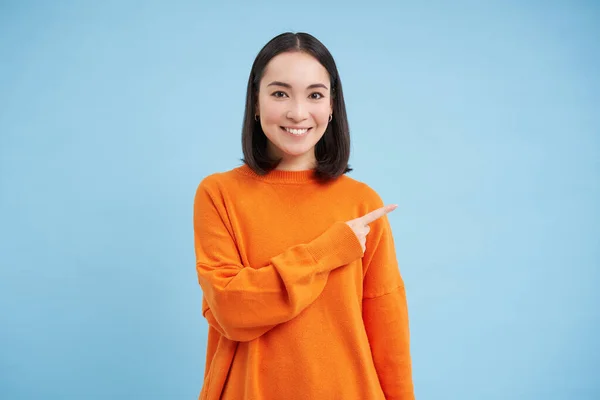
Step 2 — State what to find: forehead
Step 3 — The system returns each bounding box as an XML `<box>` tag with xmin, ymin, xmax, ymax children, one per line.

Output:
<box><xmin>261</xmin><ymin>51</ymin><xmax>330</xmax><ymax>86</ymax></box>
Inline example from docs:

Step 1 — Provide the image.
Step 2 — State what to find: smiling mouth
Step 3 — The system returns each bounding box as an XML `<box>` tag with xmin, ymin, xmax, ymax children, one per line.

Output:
<box><xmin>281</xmin><ymin>127</ymin><xmax>312</xmax><ymax>136</ymax></box>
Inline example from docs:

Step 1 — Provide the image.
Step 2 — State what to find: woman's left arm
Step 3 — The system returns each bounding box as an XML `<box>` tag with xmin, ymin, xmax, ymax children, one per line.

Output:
<box><xmin>362</xmin><ymin>201</ymin><xmax>415</xmax><ymax>400</ymax></box>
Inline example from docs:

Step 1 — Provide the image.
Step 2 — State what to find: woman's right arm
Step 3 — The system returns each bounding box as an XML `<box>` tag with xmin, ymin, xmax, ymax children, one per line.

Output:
<box><xmin>193</xmin><ymin>178</ymin><xmax>363</xmax><ymax>342</ymax></box>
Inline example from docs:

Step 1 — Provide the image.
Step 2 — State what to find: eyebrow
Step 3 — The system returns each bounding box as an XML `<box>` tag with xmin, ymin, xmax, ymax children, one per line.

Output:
<box><xmin>267</xmin><ymin>81</ymin><xmax>329</xmax><ymax>90</ymax></box>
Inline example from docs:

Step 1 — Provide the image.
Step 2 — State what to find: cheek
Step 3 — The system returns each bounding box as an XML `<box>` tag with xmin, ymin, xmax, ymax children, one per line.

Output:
<box><xmin>259</xmin><ymin>100</ymin><xmax>284</xmax><ymax>123</ymax></box>
<box><xmin>313</xmin><ymin>104</ymin><xmax>331</xmax><ymax>125</ymax></box>
<box><xmin>262</xmin><ymin>107</ymin><xmax>283</xmax><ymax>123</ymax></box>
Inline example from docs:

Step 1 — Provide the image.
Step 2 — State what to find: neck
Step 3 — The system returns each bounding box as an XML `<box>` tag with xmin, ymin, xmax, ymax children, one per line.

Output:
<box><xmin>268</xmin><ymin>148</ymin><xmax>317</xmax><ymax>171</ymax></box>
<box><xmin>275</xmin><ymin>159</ymin><xmax>316</xmax><ymax>171</ymax></box>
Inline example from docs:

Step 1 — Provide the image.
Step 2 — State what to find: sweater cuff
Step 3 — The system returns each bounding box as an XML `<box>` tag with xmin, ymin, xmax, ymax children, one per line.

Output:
<box><xmin>307</xmin><ymin>221</ymin><xmax>364</xmax><ymax>272</ymax></box>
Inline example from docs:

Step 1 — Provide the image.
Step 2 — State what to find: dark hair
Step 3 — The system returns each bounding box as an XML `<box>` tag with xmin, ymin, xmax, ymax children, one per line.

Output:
<box><xmin>241</xmin><ymin>32</ymin><xmax>352</xmax><ymax>182</ymax></box>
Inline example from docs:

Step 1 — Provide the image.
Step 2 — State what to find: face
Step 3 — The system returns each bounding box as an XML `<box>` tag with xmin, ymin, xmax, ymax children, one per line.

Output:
<box><xmin>256</xmin><ymin>51</ymin><xmax>333</xmax><ymax>170</ymax></box>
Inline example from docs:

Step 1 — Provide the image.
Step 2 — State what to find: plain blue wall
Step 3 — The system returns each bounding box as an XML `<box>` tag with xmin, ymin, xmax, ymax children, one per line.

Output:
<box><xmin>1</xmin><ymin>1</ymin><xmax>598</xmax><ymax>399</ymax></box>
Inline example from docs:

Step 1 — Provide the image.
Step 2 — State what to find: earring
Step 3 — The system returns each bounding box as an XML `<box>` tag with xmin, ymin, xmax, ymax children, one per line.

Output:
<box><xmin>255</xmin><ymin>115</ymin><xmax>259</xmax><ymax>122</ymax></box>
<box><xmin>328</xmin><ymin>114</ymin><xmax>333</xmax><ymax>122</ymax></box>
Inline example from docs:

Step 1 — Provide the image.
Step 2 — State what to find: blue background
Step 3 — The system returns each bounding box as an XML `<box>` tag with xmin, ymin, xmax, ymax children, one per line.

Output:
<box><xmin>1</xmin><ymin>1</ymin><xmax>598</xmax><ymax>399</ymax></box>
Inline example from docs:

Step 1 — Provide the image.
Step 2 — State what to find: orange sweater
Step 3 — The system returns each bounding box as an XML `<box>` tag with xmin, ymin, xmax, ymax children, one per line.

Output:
<box><xmin>193</xmin><ymin>164</ymin><xmax>414</xmax><ymax>400</ymax></box>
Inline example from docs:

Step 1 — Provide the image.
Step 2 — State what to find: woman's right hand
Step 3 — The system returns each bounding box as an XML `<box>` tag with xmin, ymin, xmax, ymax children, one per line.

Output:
<box><xmin>345</xmin><ymin>204</ymin><xmax>398</xmax><ymax>253</ymax></box>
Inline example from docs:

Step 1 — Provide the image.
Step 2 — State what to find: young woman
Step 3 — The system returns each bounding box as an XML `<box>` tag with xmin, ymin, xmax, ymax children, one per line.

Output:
<box><xmin>193</xmin><ymin>32</ymin><xmax>415</xmax><ymax>400</ymax></box>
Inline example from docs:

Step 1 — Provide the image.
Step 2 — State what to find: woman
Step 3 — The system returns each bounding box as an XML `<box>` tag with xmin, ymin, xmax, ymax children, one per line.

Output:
<box><xmin>193</xmin><ymin>32</ymin><xmax>415</xmax><ymax>400</ymax></box>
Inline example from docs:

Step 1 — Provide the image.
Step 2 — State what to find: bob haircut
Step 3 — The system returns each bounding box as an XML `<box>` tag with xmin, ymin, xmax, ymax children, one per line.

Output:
<box><xmin>241</xmin><ymin>32</ymin><xmax>352</xmax><ymax>182</ymax></box>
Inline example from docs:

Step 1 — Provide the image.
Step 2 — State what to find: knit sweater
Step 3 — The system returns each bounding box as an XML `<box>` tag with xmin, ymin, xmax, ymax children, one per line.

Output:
<box><xmin>193</xmin><ymin>164</ymin><xmax>414</xmax><ymax>400</ymax></box>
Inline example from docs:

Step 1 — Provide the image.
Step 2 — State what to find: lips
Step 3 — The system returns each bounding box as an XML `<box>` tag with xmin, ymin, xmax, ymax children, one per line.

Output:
<box><xmin>281</xmin><ymin>127</ymin><xmax>312</xmax><ymax>136</ymax></box>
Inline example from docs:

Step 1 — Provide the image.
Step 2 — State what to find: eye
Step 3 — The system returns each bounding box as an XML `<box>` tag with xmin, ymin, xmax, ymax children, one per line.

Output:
<box><xmin>310</xmin><ymin>92</ymin><xmax>325</xmax><ymax>100</ymax></box>
<box><xmin>272</xmin><ymin>91</ymin><xmax>288</xmax><ymax>98</ymax></box>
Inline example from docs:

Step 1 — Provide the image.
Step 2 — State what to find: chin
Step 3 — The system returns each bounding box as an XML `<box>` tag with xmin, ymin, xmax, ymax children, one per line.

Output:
<box><xmin>281</xmin><ymin>149</ymin><xmax>313</xmax><ymax>158</ymax></box>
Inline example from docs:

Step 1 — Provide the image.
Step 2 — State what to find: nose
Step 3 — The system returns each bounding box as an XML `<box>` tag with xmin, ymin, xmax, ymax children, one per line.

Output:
<box><xmin>286</xmin><ymin>99</ymin><xmax>308</xmax><ymax>121</ymax></box>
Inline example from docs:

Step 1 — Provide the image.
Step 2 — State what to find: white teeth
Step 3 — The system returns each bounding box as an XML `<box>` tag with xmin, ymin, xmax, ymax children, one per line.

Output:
<box><xmin>284</xmin><ymin>127</ymin><xmax>309</xmax><ymax>135</ymax></box>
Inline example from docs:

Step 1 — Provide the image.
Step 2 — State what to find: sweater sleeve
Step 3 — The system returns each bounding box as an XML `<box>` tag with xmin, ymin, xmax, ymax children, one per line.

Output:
<box><xmin>193</xmin><ymin>178</ymin><xmax>364</xmax><ymax>342</ymax></box>
<box><xmin>362</xmin><ymin>201</ymin><xmax>415</xmax><ymax>399</ymax></box>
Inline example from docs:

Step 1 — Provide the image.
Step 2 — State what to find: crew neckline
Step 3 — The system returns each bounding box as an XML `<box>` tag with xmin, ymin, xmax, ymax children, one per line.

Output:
<box><xmin>235</xmin><ymin>164</ymin><xmax>319</xmax><ymax>184</ymax></box>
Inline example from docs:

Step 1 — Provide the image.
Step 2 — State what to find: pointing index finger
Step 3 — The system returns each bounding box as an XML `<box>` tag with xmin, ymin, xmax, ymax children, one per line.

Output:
<box><xmin>360</xmin><ymin>204</ymin><xmax>398</xmax><ymax>225</ymax></box>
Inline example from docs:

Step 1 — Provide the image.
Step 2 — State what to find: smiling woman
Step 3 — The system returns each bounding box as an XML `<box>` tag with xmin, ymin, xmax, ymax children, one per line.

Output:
<box><xmin>241</xmin><ymin>32</ymin><xmax>352</xmax><ymax>181</ymax></box>
<box><xmin>193</xmin><ymin>32</ymin><xmax>415</xmax><ymax>400</ymax></box>
<box><xmin>256</xmin><ymin>52</ymin><xmax>333</xmax><ymax>170</ymax></box>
